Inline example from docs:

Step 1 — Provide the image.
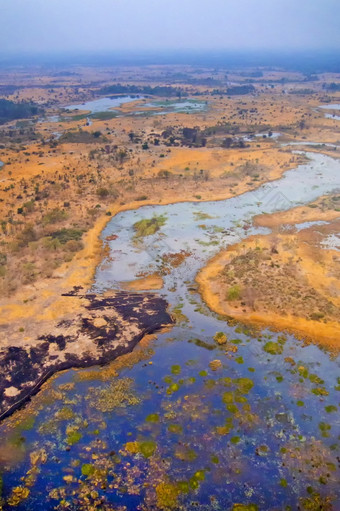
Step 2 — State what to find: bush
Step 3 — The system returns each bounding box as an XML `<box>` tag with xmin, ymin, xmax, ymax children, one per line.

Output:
<box><xmin>65</xmin><ymin>240</ymin><xmax>83</xmax><ymax>252</ymax></box>
<box><xmin>51</xmin><ymin>228</ymin><xmax>83</xmax><ymax>244</ymax></box>
<box><xmin>96</xmin><ymin>187</ymin><xmax>109</xmax><ymax>198</ymax></box>
<box><xmin>42</xmin><ymin>208</ymin><xmax>67</xmax><ymax>225</ymax></box>
<box><xmin>19</xmin><ymin>224</ymin><xmax>37</xmax><ymax>247</ymax></box>
<box><xmin>227</xmin><ymin>285</ymin><xmax>242</xmax><ymax>301</ymax></box>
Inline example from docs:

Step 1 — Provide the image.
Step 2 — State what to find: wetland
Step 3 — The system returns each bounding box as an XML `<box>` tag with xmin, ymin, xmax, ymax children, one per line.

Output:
<box><xmin>0</xmin><ymin>61</ymin><xmax>339</xmax><ymax>511</ymax></box>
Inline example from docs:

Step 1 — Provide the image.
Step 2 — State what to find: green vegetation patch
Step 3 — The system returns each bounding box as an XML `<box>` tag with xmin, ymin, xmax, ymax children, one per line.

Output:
<box><xmin>51</xmin><ymin>228</ymin><xmax>84</xmax><ymax>244</ymax></box>
<box><xmin>263</xmin><ymin>341</ymin><xmax>283</xmax><ymax>355</ymax></box>
<box><xmin>133</xmin><ymin>215</ymin><xmax>167</xmax><ymax>239</ymax></box>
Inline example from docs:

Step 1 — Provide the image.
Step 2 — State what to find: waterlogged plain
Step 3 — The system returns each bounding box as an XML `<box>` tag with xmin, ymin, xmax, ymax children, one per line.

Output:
<box><xmin>0</xmin><ymin>324</ymin><xmax>339</xmax><ymax>510</ymax></box>
<box><xmin>0</xmin><ymin>147</ymin><xmax>340</xmax><ymax>509</ymax></box>
<box><xmin>59</xmin><ymin>97</ymin><xmax>207</xmax><ymax>122</ymax></box>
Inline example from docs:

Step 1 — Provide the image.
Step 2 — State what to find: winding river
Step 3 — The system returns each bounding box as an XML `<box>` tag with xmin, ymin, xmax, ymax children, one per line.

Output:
<box><xmin>1</xmin><ymin>148</ymin><xmax>340</xmax><ymax>510</ymax></box>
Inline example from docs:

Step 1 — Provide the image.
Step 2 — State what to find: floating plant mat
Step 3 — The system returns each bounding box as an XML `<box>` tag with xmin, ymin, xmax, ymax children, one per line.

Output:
<box><xmin>1</xmin><ymin>150</ymin><xmax>340</xmax><ymax>510</ymax></box>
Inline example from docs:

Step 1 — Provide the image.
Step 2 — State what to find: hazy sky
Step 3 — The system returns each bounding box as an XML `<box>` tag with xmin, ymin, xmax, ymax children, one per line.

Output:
<box><xmin>1</xmin><ymin>0</ymin><xmax>340</xmax><ymax>54</ymax></box>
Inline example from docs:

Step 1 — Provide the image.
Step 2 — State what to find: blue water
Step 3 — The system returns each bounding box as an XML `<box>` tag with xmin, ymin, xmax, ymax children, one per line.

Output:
<box><xmin>63</xmin><ymin>96</ymin><xmax>143</xmax><ymax>114</ymax></box>
<box><xmin>0</xmin><ymin>150</ymin><xmax>339</xmax><ymax>510</ymax></box>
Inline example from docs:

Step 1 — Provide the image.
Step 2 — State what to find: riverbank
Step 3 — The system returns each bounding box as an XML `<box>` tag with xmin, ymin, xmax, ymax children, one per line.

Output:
<box><xmin>197</xmin><ymin>200</ymin><xmax>340</xmax><ymax>350</ymax></box>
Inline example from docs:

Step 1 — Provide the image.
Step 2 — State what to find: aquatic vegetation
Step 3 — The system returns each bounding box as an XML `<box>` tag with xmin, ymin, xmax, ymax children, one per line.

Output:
<box><xmin>325</xmin><ymin>405</ymin><xmax>337</xmax><ymax>413</ymax></box>
<box><xmin>146</xmin><ymin>413</ymin><xmax>160</xmax><ymax>423</ymax></box>
<box><xmin>171</xmin><ymin>365</ymin><xmax>181</xmax><ymax>375</ymax></box>
<box><xmin>139</xmin><ymin>440</ymin><xmax>157</xmax><ymax>458</ymax></box>
<box><xmin>213</xmin><ymin>331</ymin><xmax>228</xmax><ymax>345</ymax></box>
<box><xmin>209</xmin><ymin>359</ymin><xmax>222</xmax><ymax>371</ymax></box>
<box><xmin>193</xmin><ymin>211</ymin><xmax>215</xmax><ymax>221</ymax></box>
<box><xmin>263</xmin><ymin>341</ymin><xmax>283</xmax><ymax>355</ymax></box>
<box><xmin>2</xmin><ymin>147</ymin><xmax>340</xmax><ymax>510</ymax></box>
<box><xmin>155</xmin><ymin>482</ymin><xmax>179</xmax><ymax>510</ymax></box>
<box><xmin>7</xmin><ymin>486</ymin><xmax>30</xmax><ymax>507</ymax></box>
<box><xmin>172</xmin><ymin>303</ymin><xmax>189</xmax><ymax>324</ymax></box>
<box><xmin>133</xmin><ymin>215</ymin><xmax>167</xmax><ymax>239</ymax></box>
<box><xmin>232</xmin><ymin>505</ymin><xmax>258</xmax><ymax>511</ymax></box>
<box><xmin>81</xmin><ymin>463</ymin><xmax>95</xmax><ymax>477</ymax></box>
<box><xmin>161</xmin><ymin>250</ymin><xmax>191</xmax><ymax>274</ymax></box>
<box><xmin>175</xmin><ymin>446</ymin><xmax>197</xmax><ymax>462</ymax></box>
<box><xmin>86</xmin><ymin>377</ymin><xmax>141</xmax><ymax>412</ymax></box>
<box><xmin>66</xmin><ymin>430</ymin><xmax>82</xmax><ymax>445</ymax></box>
<box><xmin>55</xmin><ymin>406</ymin><xmax>76</xmax><ymax>421</ymax></box>
<box><xmin>167</xmin><ymin>424</ymin><xmax>183</xmax><ymax>434</ymax></box>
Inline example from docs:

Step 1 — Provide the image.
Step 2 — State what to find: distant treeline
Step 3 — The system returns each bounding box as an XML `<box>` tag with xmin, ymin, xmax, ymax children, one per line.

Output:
<box><xmin>0</xmin><ymin>99</ymin><xmax>43</xmax><ymax>124</ymax></box>
<box><xmin>99</xmin><ymin>84</ymin><xmax>185</xmax><ymax>97</ymax></box>
<box><xmin>212</xmin><ymin>85</ymin><xmax>256</xmax><ymax>96</ymax></box>
<box><xmin>100</xmin><ymin>83</ymin><xmax>255</xmax><ymax>98</ymax></box>
<box><xmin>322</xmin><ymin>83</ymin><xmax>340</xmax><ymax>91</ymax></box>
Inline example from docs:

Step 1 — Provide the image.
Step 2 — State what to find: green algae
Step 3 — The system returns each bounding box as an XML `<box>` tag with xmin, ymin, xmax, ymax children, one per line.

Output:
<box><xmin>198</xmin><ymin>370</ymin><xmax>208</xmax><ymax>377</ymax></box>
<box><xmin>226</xmin><ymin>404</ymin><xmax>238</xmax><ymax>414</ymax></box>
<box><xmin>167</xmin><ymin>383</ymin><xmax>180</xmax><ymax>394</ymax></box>
<box><xmin>263</xmin><ymin>341</ymin><xmax>283</xmax><ymax>355</ymax></box>
<box><xmin>176</xmin><ymin>481</ymin><xmax>190</xmax><ymax>493</ymax></box>
<box><xmin>139</xmin><ymin>440</ymin><xmax>156</xmax><ymax>458</ymax></box>
<box><xmin>231</xmin><ymin>436</ymin><xmax>241</xmax><ymax>444</ymax></box>
<box><xmin>81</xmin><ymin>463</ymin><xmax>95</xmax><ymax>477</ymax></box>
<box><xmin>232</xmin><ymin>505</ymin><xmax>258</xmax><ymax>511</ymax></box>
<box><xmin>311</xmin><ymin>387</ymin><xmax>329</xmax><ymax>396</ymax></box>
<box><xmin>167</xmin><ymin>424</ymin><xmax>183</xmax><ymax>434</ymax></box>
<box><xmin>171</xmin><ymin>365</ymin><xmax>181</xmax><ymax>375</ymax></box>
<box><xmin>66</xmin><ymin>430</ymin><xmax>82</xmax><ymax>445</ymax></box>
<box><xmin>146</xmin><ymin>413</ymin><xmax>160</xmax><ymax>423</ymax></box>
<box><xmin>222</xmin><ymin>392</ymin><xmax>234</xmax><ymax>404</ymax></box>
<box><xmin>309</xmin><ymin>374</ymin><xmax>324</xmax><ymax>385</ymax></box>
<box><xmin>325</xmin><ymin>405</ymin><xmax>337</xmax><ymax>413</ymax></box>
<box><xmin>189</xmin><ymin>338</ymin><xmax>215</xmax><ymax>350</ymax></box>
<box><xmin>236</xmin><ymin>378</ymin><xmax>254</xmax><ymax>394</ymax></box>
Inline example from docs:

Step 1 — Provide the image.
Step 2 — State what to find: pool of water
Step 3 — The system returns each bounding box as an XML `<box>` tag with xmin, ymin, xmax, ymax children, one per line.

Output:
<box><xmin>319</xmin><ymin>104</ymin><xmax>340</xmax><ymax>111</ymax></box>
<box><xmin>63</xmin><ymin>96</ymin><xmax>143</xmax><ymax>114</ymax></box>
<box><xmin>1</xmin><ymin>151</ymin><xmax>340</xmax><ymax>510</ymax></box>
<box><xmin>318</xmin><ymin>104</ymin><xmax>340</xmax><ymax>122</ymax></box>
<box><xmin>141</xmin><ymin>99</ymin><xmax>208</xmax><ymax>115</ymax></box>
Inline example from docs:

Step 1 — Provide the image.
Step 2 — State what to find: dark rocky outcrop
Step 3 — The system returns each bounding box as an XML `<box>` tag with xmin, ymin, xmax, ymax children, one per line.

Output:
<box><xmin>0</xmin><ymin>289</ymin><xmax>172</xmax><ymax>420</ymax></box>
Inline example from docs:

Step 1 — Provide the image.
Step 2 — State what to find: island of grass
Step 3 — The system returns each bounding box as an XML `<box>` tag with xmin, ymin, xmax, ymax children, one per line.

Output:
<box><xmin>133</xmin><ymin>215</ymin><xmax>167</xmax><ymax>239</ymax></box>
<box><xmin>197</xmin><ymin>199</ymin><xmax>340</xmax><ymax>348</ymax></box>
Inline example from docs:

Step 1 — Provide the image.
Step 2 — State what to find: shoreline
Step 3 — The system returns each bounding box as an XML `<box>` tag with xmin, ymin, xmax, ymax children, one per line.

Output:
<box><xmin>0</xmin><ymin>153</ymin><xmax>297</xmax><ymax>330</ymax></box>
<box><xmin>196</xmin><ymin>231</ymin><xmax>340</xmax><ymax>351</ymax></box>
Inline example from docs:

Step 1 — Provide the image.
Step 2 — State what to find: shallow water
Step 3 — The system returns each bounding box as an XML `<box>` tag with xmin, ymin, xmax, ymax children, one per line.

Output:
<box><xmin>319</xmin><ymin>104</ymin><xmax>340</xmax><ymax>111</ymax></box>
<box><xmin>63</xmin><ymin>96</ymin><xmax>143</xmax><ymax>114</ymax></box>
<box><xmin>141</xmin><ymin>99</ymin><xmax>207</xmax><ymax>116</ymax></box>
<box><xmin>1</xmin><ymin>151</ymin><xmax>340</xmax><ymax>510</ymax></box>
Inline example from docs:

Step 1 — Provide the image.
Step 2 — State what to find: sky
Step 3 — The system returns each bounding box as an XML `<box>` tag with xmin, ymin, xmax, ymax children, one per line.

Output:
<box><xmin>0</xmin><ymin>0</ymin><xmax>340</xmax><ymax>54</ymax></box>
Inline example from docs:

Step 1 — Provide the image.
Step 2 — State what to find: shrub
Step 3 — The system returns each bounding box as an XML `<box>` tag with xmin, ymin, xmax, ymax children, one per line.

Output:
<box><xmin>96</xmin><ymin>187</ymin><xmax>109</xmax><ymax>198</ymax></box>
<box><xmin>51</xmin><ymin>228</ymin><xmax>83</xmax><ymax>244</ymax></box>
<box><xmin>227</xmin><ymin>285</ymin><xmax>242</xmax><ymax>301</ymax></box>
<box><xmin>65</xmin><ymin>240</ymin><xmax>83</xmax><ymax>252</ymax></box>
<box><xmin>42</xmin><ymin>208</ymin><xmax>67</xmax><ymax>225</ymax></box>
